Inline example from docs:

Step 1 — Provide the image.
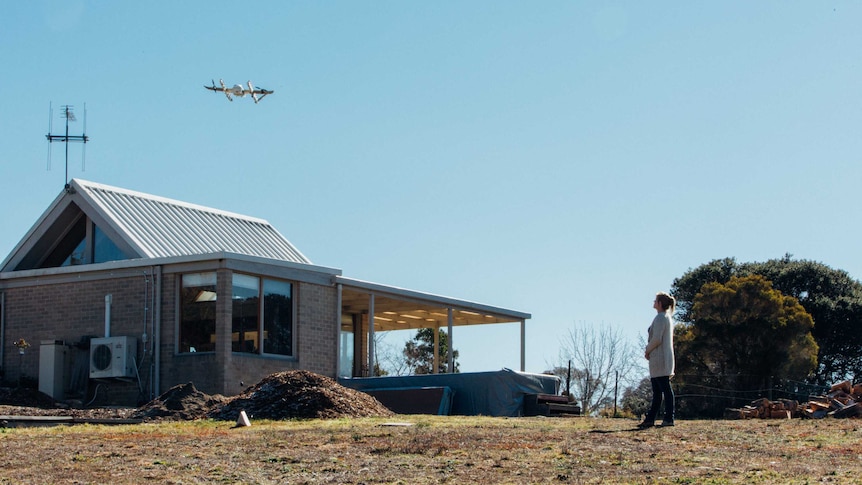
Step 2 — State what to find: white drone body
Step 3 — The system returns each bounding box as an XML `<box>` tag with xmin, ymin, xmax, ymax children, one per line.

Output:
<box><xmin>205</xmin><ymin>79</ymin><xmax>273</xmax><ymax>104</ymax></box>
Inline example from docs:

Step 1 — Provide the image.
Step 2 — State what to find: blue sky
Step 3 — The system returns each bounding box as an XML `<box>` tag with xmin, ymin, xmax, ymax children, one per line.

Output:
<box><xmin>2</xmin><ymin>2</ymin><xmax>861</xmax><ymax>376</ymax></box>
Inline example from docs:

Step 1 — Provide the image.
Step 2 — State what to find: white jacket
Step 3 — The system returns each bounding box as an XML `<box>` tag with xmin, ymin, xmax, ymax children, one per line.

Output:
<box><xmin>645</xmin><ymin>312</ymin><xmax>675</xmax><ymax>378</ymax></box>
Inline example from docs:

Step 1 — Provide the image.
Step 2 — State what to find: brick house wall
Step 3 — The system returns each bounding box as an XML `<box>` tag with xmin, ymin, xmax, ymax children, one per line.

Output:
<box><xmin>1</xmin><ymin>258</ymin><xmax>340</xmax><ymax>406</ymax></box>
<box><xmin>1</xmin><ymin>272</ymin><xmax>150</xmax><ymax>404</ymax></box>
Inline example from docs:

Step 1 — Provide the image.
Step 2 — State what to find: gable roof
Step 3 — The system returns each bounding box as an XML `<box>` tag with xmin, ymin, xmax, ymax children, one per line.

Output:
<box><xmin>1</xmin><ymin>179</ymin><xmax>311</xmax><ymax>271</ymax></box>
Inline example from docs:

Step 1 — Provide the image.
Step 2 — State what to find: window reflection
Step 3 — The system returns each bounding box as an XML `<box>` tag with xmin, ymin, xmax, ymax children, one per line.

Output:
<box><xmin>232</xmin><ymin>274</ymin><xmax>260</xmax><ymax>354</ymax></box>
<box><xmin>179</xmin><ymin>272</ymin><xmax>295</xmax><ymax>357</ymax></box>
<box><xmin>93</xmin><ymin>226</ymin><xmax>129</xmax><ymax>263</ymax></box>
<box><xmin>263</xmin><ymin>279</ymin><xmax>293</xmax><ymax>356</ymax></box>
<box><xmin>180</xmin><ymin>272</ymin><xmax>217</xmax><ymax>353</ymax></box>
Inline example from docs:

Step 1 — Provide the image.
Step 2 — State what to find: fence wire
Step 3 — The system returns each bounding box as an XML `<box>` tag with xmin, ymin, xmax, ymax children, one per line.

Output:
<box><xmin>670</xmin><ymin>375</ymin><xmax>832</xmax><ymax>418</ymax></box>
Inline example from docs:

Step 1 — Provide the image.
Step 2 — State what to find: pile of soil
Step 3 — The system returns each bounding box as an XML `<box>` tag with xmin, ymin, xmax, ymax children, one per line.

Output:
<box><xmin>209</xmin><ymin>370</ymin><xmax>394</xmax><ymax>421</ymax></box>
<box><xmin>133</xmin><ymin>370</ymin><xmax>393</xmax><ymax>422</ymax></box>
<box><xmin>132</xmin><ymin>382</ymin><xmax>229</xmax><ymax>421</ymax></box>
<box><xmin>2</xmin><ymin>370</ymin><xmax>393</xmax><ymax>422</ymax></box>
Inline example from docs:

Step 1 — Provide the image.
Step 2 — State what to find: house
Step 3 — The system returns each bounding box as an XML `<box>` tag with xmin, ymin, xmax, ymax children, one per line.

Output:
<box><xmin>0</xmin><ymin>179</ymin><xmax>533</xmax><ymax>407</ymax></box>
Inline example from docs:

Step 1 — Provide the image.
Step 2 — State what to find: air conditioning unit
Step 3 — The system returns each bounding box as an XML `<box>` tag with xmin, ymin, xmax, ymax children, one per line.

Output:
<box><xmin>89</xmin><ymin>336</ymin><xmax>137</xmax><ymax>379</ymax></box>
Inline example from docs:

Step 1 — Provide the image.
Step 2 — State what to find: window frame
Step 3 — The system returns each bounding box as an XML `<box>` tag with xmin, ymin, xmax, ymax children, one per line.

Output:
<box><xmin>178</xmin><ymin>271</ymin><xmax>218</xmax><ymax>354</ymax></box>
<box><xmin>232</xmin><ymin>272</ymin><xmax>296</xmax><ymax>358</ymax></box>
<box><xmin>177</xmin><ymin>271</ymin><xmax>297</xmax><ymax>357</ymax></box>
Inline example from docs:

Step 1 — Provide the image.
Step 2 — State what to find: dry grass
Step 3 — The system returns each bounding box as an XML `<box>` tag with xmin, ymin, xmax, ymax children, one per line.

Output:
<box><xmin>1</xmin><ymin>416</ymin><xmax>861</xmax><ymax>484</ymax></box>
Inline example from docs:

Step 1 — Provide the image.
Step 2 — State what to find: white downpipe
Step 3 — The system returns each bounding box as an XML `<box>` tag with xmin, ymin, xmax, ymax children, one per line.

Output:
<box><xmin>105</xmin><ymin>294</ymin><xmax>112</xmax><ymax>337</ymax></box>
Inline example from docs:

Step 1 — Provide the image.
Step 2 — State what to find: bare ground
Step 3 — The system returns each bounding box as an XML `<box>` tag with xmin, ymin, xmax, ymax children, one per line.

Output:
<box><xmin>2</xmin><ymin>373</ymin><xmax>862</xmax><ymax>483</ymax></box>
<box><xmin>1</xmin><ymin>415</ymin><xmax>861</xmax><ymax>484</ymax></box>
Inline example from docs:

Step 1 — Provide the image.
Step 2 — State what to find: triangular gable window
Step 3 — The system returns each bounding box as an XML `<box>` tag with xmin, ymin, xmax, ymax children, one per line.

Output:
<box><xmin>44</xmin><ymin>214</ymin><xmax>87</xmax><ymax>267</ymax></box>
<box><xmin>14</xmin><ymin>203</ymin><xmax>131</xmax><ymax>271</ymax></box>
<box><xmin>45</xmin><ymin>220</ymin><xmax>129</xmax><ymax>269</ymax></box>
<box><xmin>92</xmin><ymin>226</ymin><xmax>128</xmax><ymax>264</ymax></box>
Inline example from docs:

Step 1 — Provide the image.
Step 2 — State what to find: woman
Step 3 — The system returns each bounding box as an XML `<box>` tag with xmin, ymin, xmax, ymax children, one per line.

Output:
<box><xmin>639</xmin><ymin>291</ymin><xmax>676</xmax><ymax>428</ymax></box>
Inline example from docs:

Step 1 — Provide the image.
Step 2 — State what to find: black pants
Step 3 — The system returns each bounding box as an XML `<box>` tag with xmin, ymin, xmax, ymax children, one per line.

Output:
<box><xmin>645</xmin><ymin>376</ymin><xmax>674</xmax><ymax>423</ymax></box>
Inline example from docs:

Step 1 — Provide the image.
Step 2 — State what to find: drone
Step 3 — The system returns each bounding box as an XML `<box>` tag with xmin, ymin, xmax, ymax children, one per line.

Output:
<box><xmin>205</xmin><ymin>79</ymin><xmax>273</xmax><ymax>103</ymax></box>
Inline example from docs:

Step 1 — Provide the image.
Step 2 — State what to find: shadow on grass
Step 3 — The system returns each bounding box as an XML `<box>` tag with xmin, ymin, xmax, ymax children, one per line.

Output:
<box><xmin>588</xmin><ymin>428</ymin><xmax>643</xmax><ymax>434</ymax></box>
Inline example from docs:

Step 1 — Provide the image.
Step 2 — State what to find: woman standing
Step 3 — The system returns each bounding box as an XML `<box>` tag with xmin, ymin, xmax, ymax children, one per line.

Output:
<box><xmin>639</xmin><ymin>292</ymin><xmax>676</xmax><ymax>428</ymax></box>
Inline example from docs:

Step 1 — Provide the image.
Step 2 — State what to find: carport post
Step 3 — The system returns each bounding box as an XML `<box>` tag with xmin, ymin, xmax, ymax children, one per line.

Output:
<box><xmin>520</xmin><ymin>319</ymin><xmax>526</xmax><ymax>372</ymax></box>
<box><xmin>368</xmin><ymin>294</ymin><xmax>375</xmax><ymax>377</ymax></box>
<box><xmin>336</xmin><ymin>283</ymin><xmax>342</xmax><ymax>377</ymax></box>
<box><xmin>433</xmin><ymin>322</ymin><xmax>440</xmax><ymax>374</ymax></box>
<box><xmin>447</xmin><ymin>308</ymin><xmax>454</xmax><ymax>373</ymax></box>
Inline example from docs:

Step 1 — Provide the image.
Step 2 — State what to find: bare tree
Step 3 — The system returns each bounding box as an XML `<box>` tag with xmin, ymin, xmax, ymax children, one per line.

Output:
<box><xmin>373</xmin><ymin>333</ymin><xmax>412</xmax><ymax>376</ymax></box>
<box><xmin>554</xmin><ymin>321</ymin><xmax>641</xmax><ymax>416</ymax></box>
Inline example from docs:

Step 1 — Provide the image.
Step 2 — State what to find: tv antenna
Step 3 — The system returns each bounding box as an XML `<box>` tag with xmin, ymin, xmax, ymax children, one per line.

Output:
<box><xmin>46</xmin><ymin>103</ymin><xmax>89</xmax><ymax>192</ymax></box>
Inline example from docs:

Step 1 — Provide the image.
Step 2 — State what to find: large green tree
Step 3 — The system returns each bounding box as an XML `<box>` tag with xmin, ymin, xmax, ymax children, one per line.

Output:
<box><xmin>672</xmin><ymin>255</ymin><xmax>862</xmax><ymax>384</ymax></box>
<box><xmin>674</xmin><ymin>275</ymin><xmax>818</xmax><ymax>416</ymax></box>
<box><xmin>403</xmin><ymin>328</ymin><xmax>459</xmax><ymax>374</ymax></box>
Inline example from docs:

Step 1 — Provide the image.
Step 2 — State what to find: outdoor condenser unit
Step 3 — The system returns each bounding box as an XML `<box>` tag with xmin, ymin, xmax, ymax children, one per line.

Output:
<box><xmin>89</xmin><ymin>336</ymin><xmax>137</xmax><ymax>379</ymax></box>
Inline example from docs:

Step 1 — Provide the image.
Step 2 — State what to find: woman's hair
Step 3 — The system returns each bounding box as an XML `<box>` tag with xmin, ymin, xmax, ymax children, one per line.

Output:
<box><xmin>656</xmin><ymin>292</ymin><xmax>676</xmax><ymax>313</ymax></box>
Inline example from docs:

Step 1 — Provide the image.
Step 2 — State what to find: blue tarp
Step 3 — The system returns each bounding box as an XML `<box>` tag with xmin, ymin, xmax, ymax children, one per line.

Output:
<box><xmin>340</xmin><ymin>368</ymin><xmax>560</xmax><ymax>417</ymax></box>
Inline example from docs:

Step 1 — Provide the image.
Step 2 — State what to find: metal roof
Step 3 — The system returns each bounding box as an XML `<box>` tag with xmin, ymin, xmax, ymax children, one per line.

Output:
<box><xmin>0</xmin><ymin>179</ymin><xmax>311</xmax><ymax>271</ymax></box>
<box><xmin>73</xmin><ymin>179</ymin><xmax>311</xmax><ymax>263</ymax></box>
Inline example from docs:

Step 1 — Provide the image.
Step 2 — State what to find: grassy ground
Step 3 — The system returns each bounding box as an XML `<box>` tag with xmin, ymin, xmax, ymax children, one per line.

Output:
<box><xmin>0</xmin><ymin>416</ymin><xmax>860</xmax><ymax>484</ymax></box>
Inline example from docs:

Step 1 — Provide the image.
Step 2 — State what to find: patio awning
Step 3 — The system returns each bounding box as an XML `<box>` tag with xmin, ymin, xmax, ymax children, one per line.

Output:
<box><xmin>335</xmin><ymin>276</ymin><xmax>531</xmax><ymax>373</ymax></box>
<box><xmin>336</xmin><ymin>276</ymin><xmax>531</xmax><ymax>331</ymax></box>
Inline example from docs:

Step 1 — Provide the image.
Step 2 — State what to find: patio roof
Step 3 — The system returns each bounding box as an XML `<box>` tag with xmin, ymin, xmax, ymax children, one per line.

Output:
<box><xmin>337</xmin><ymin>276</ymin><xmax>531</xmax><ymax>331</ymax></box>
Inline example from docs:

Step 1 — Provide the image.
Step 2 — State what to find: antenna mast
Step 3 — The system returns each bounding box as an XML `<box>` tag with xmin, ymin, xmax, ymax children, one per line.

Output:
<box><xmin>46</xmin><ymin>103</ymin><xmax>89</xmax><ymax>192</ymax></box>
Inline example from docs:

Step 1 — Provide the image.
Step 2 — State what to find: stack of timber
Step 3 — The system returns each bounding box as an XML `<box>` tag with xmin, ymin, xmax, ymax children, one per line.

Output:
<box><xmin>802</xmin><ymin>380</ymin><xmax>862</xmax><ymax>419</ymax></box>
<box><xmin>523</xmin><ymin>393</ymin><xmax>582</xmax><ymax>417</ymax></box>
<box><xmin>727</xmin><ymin>380</ymin><xmax>862</xmax><ymax>420</ymax></box>
<box><xmin>727</xmin><ymin>398</ymin><xmax>799</xmax><ymax>420</ymax></box>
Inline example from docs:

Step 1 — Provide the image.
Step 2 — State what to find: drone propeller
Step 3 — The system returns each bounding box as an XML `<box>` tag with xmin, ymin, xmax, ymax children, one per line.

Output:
<box><xmin>248</xmin><ymin>81</ymin><xmax>260</xmax><ymax>104</ymax></box>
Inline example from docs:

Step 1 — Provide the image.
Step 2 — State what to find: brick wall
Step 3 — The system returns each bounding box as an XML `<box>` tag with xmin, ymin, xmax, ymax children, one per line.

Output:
<box><xmin>2</xmin><ymin>266</ymin><xmax>340</xmax><ymax>405</ymax></box>
<box><xmin>296</xmin><ymin>281</ymin><xmax>339</xmax><ymax>375</ymax></box>
<box><xmin>2</xmin><ymin>275</ymin><xmax>151</xmax><ymax>404</ymax></box>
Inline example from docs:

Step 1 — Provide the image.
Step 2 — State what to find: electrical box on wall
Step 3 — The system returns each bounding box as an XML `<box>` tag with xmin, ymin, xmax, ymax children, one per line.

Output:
<box><xmin>89</xmin><ymin>336</ymin><xmax>137</xmax><ymax>378</ymax></box>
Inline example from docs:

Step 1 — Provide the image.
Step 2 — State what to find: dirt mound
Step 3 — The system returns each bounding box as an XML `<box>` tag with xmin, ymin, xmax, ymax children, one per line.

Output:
<box><xmin>209</xmin><ymin>370</ymin><xmax>394</xmax><ymax>421</ymax></box>
<box><xmin>132</xmin><ymin>382</ymin><xmax>229</xmax><ymax>421</ymax></box>
<box><xmin>132</xmin><ymin>371</ymin><xmax>393</xmax><ymax>422</ymax></box>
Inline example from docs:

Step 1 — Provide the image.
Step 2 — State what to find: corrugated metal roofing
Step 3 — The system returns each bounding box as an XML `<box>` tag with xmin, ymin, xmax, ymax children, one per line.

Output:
<box><xmin>73</xmin><ymin>179</ymin><xmax>311</xmax><ymax>264</ymax></box>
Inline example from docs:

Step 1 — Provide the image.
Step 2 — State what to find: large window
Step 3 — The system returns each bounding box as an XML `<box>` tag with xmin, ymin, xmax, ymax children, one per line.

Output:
<box><xmin>233</xmin><ymin>274</ymin><xmax>294</xmax><ymax>357</ymax></box>
<box><xmin>179</xmin><ymin>272</ymin><xmax>294</xmax><ymax>356</ymax></box>
<box><xmin>179</xmin><ymin>272</ymin><xmax>217</xmax><ymax>353</ymax></box>
<box><xmin>263</xmin><ymin>279</ymin><xmax>293</xmax><ymax>356</ymax></box>
<box><xmin>232</xmin><ymin>274</ymin><xmax>261</xmax><ymax>353</ymax></box>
